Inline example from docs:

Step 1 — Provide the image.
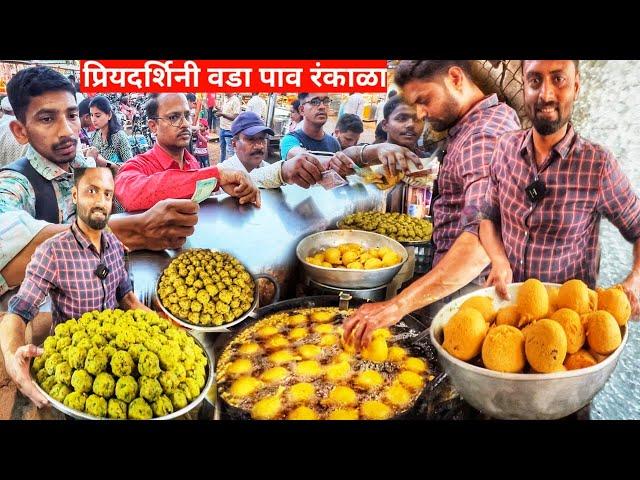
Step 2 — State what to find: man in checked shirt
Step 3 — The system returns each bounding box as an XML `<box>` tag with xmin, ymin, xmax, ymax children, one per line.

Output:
<box><xmin>342</xmin><ymin>60</ymin><xmax>521</xmax><ymax>348</ymax></box>
<box><xmin>479</xmin><ymin>60</ymin><xmax>640</xmax><ymax>314</ymax></box>
<box><xmin>0</xmin><ymin>167</ymin><xmax>149</xmax><ymax>407</ymax></box>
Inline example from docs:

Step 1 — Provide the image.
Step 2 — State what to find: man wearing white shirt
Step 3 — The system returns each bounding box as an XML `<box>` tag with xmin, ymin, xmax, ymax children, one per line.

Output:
<box><xmin>246</xmin><ymin>93</ymin><xmax>267</xmax><ymax>120</ymax></box>
<box><xmin>344</xmin><ymin>92</ymin><xmax>365</xmax><ymax>119</ymax></box>
<box><xmin>216</xmin><ymin>93</ymin><xmax>242</xmax><ymax>162</ymax></box>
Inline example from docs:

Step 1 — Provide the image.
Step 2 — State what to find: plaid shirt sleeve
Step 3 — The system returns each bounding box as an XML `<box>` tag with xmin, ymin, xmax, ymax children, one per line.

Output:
<box><xmin>597</xmin><ymin>153</ymin><xmax>640</xmax><ymax>242</ymax></box>
<box><xmin>7</xmin><ymin>243</ymin><xmax>58</xmax><ymax>323</ymax></box>
<box><xmin>114</xmin><ymin>241</ymin><xmax>133</xmax><ymax>302</ymax></box>
<box><xmin>459</xmin><ymin>131</ymin><xmax>500</xmax><ymax>237</ymax></box>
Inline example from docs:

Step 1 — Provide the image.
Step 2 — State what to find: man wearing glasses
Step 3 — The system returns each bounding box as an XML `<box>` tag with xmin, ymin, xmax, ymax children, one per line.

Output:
<box><xmin>115</xmin><ymin>93</ymin><xmax>261</xmax><ymax>212</ymax></box>
<box><xmin>279</xmin><ymin>93</ymin><xmax>341</xmax><ymax>161</ymax></box>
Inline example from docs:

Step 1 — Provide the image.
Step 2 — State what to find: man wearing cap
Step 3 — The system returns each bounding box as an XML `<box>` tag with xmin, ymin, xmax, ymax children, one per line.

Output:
<box><xmin>221</xmin><ymin>111</ymin><xmax>325</xmax><ymax>189</ymax></box>
<box><xmin>0</xmin><ymin>96</ymin><xmax>27</xmax><ymax>167</ymax></box>
<box><xmin>115</xmin><ymin>93</ymin><xmax>261</xmax><ymax>211</ymax></box>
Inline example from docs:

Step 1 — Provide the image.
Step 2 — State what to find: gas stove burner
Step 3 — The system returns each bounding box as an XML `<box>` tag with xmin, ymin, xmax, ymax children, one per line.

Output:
<box><xmin>307</xmin><ymin>278</ymin><xmax>389</xmax><ymax>302</ymax></box>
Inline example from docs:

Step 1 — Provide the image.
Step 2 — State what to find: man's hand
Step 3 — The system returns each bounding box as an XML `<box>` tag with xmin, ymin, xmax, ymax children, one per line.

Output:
<box><xmin>218</xmin><ymin>168</ymin><xmax>261</xmax><ymax>207</ymax></box>
<box><xmin>138</xmin><ymin>198</ymin><xmax>199</xmax><ymax>250</ymax></box>
<box><xmin>376</xmin><ymin>143</ymin><xmax>423</xmax><ymax>177</ymax></box>
<box><xmin>485</xmin><ymin>258</ymin><xmax>513</xmax><ymax>300</ymax></box>
<box><xmin>328</xmin><ymin>151</ymin><xmax>355</xmax><ymax>177</ymax></box>
<box><xmin>4</xmin><ymin>345</ymin><xmax>48</xmax><ymax>408</ymax></box>
<box><xmin>342</xmin><ymin>300</ymin><xmax>404</xmax><ymax>350</ymax></box>
<box><xmin>281</xmin><ymin>153</ymin><xmax>324</xmax><ymax>188</ymax></box>
<box><xmin>84</xmin><ymin>146</ymin><xmax>99</xmax><ymax>160</ymax></box>
<box><xmin>620</xmin><ymin>273</ymin><xmax>640</xmax><ymax>318</ymax></box>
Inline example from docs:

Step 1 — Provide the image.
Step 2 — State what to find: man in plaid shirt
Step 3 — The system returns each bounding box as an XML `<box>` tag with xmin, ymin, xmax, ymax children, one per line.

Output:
<box><xmin>343</xmin><ymin>61</ymin><xmax>521</xmax><ymax>348</ymax></box>
<box><xmin>0</xmin><ymin>167</ymin><xmax>149</xmax><ymax>408</ymax></box>
<box><xmin>479</xmin><ymin>60</ymin><xmax>640</xmax><ymax>315</ymax></box>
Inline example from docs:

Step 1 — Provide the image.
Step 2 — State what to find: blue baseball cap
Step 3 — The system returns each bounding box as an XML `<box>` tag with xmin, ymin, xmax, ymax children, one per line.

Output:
<box><xmin>231</xmin><ymin>111</ymin><xmax>275</xmax><ymax>137</ymax></box>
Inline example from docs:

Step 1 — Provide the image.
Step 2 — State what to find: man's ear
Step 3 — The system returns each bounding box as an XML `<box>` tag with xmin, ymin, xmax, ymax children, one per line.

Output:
<box><xmin>72</xmin><ymin>186</ymin><xmax>78</xmax><ymax>205</ymax></box>
<box><xmin>9</xmin><ymin>120</ymin><xmax>29</xmax><ymax>145</ymax></box>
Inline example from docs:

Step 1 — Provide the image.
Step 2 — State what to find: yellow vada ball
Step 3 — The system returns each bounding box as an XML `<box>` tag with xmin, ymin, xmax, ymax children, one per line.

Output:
<box><xmin>227</xmin><ymin>358</ymin><xmax>252</xmax><ymax>375</ymax></box>
<box><xmin>586</xmin><ymin>310</ymin><xmax>622</xmax><ymax>355</ymax></box>
<box><xmin>268</xmin><ymin>349</ymin><xmax>298</xmax><ymax>365</ymax></box>
<box><xmin>403</xmin><ymin>357</ymin><xmax>427</xmax><ymax>374</ymax></box>
<box><xmin>360</xmin><ymin>400</ymin><xmax>392</xmax><ymax>420</ymax></box>
<box><xmin>288</xmin><ymin>314</ymin><xmax>308</xmax><ymax>326</ymax></box>
<box><xmin>587</xmin><ymin>348</ymin><xmax>609</xmax><ymax>363</ymax></box>
<box><xmin>551</xmin><ymin>308</ymin><xmax>585</xmax><ymax>354</ymax></box>
<box><xmin>325</xmin><ymin>361</ymin><xmax>351</xmax><ymax>382</ymax></box>
<box><xmin>354</xmin><ymin>370</ymin><xmax>384</xmax><ymax>390</ymax></box>
<box><xmin>298</xmin><ymin>344</ymin><xmax>322</xmax><ymax>360</ymax></box>
<box><xmin>288</xmin><ymin>327</ymin><xmax>308</xmax><ymax>341</ymax></box>
<box><xmin>339</xmin><ymin>243</ymin><xmax>360</xmax><ymax>254</ymax></box>
<box><xmin>557</xmin><ymin>279</ymin><xmax>590</xmax><ymax>314</ymax></box>
<box><xmin>340</xmin><ymin>335</ymin><xmax>356</xmax><ymax>354</ymax></box>
<box><xmin>310</xmin><ymin>311</ymin><xmax>335</xmax><ymax>323</ymax></box>
<box><xmin>372</xmin><ymin>328</ymin><xmax>392</xmax><ymax>340</ymax></box>
<box><xmin>387</xmin><ymin>346</ymin><xmax>407</xmax><ymax>363</ymax></box>
<box><xmin>334</xmin><ymin>351</ymin><xmax>353</xmax><ymax>364</ymax></box>
<box><xmin>313</xmin><ymin>324</ymin><xmax>334</xmax><ymax>335</ymax></box>
<box><xmin>288</xmin><ymin>406</ymin><xmax>319</xmax><ymax>420</ymax></box>
<box><xmin>256</xmin><ymin>325</ymin><xmax>280</xmax><ymax>339</ymax></box>
<box><xmin>328</xmin><ymin>408</ymin><xmax>359</xmax><ymax>420</ymax></box>
<box><xmin>321</xmin><ymin>262</ymin><xmax>333</xmax><ymax>268</ymax></box>
<box><xmin>251</xmin><ymin>393</ymin><xmax>282</xmax><ymax>420</ymax></box>
<box><xmin>517</xmin><ymin>279</ymin><xmax>549</xmax><ymax>325</ymax></box>
<box><xmin>265</xmin><ymin>334</ymin><xmax>289</xmax><ymax>350</ymax></box>
<box><xmin>564</xmin><ymin>349</ymin><xmax>597</xmax><ymax>370</ymax></box>
<box><xmin>525</xmin><ymin>319</ymin><xmax>568</xmax><ymax>373</ymax></box>
<box><xmin>383</xmin><ymin>383</ymin><xmax>412</xmax><ymax>408</ymax></box>
<box><xmin>381</xmin><ymin>252</ymin><xmax>401</xmax><ymax>268</ymax></box>
<box><xmin>397</xmin><ymin>370</ymin><xmax>424</xmax><ymax>392</ymax></box>
<box><xmin>460</xmin><ymin>296</ymin><xmax>496</xmax><ymax>323</ymax></box>
<box><xmin>361</xmin><ymin>337</ymin><xmax>388</xmax><ymax>363</ymax></box>
<box><xmin>495</xmin><ymin>305</ymin><xmax>521</xmax><ymax>327</ymax></box>
<box><xmin>546</xmin><ymin>285</ymin><xmax>560</xmax><ymax>315</ymax></box>
<box><xmin>260</xmin><ymin>366</ymin><xmax>289</xmax><ymax>383</ymax></box>
<box><xmin>588</xmin><ymin>289</ymin><xmax>598</xmax><ymax>312</ymax></box>
<box><xmin>364</xmin><ymin>258</ymin><xmax>384</xmax><ymax>270</ymax></box>
<box><xmin>327</xmin><ymin>386</ymin><xmax>357</xmax><ymax>407</ymax></box>
<box><xmin>287</xmin><ymin>382</ymin><xmax>315</xmax><ymax>404</ymax></box>
<box><xmin>347</xmin><ymin>262</ymin><xmax>364</xmax><ymax>270</ymax></box>
<box><xmin>442</xmin><ymin>308</ymin><xmax>488</xmax><ymax>361</ymax></box>
<box><xmin>295</xmin><ymin>360</ymin><xmax>322</xmax><ymax>378</ymax></box>
<box><xmin>481</xmin><ymin>325</ymin><xmax>526</xmax><ymax>373</ymax></box>
<box><xmin>341</xmin><ymin>250</ymin><xmax>359</xmax><ymax>266</ymax></box>
<box><xmin>597</xmin><ymin>286</ymin><xmax>631</xmax><ymax>326</ymax></box>
<box><xmin>238</xmin><ymin>342</ymin><xmax>262</xmax><ymax>355</ymax></box>
<box><xmin>320</xmin><ymin>334</ymin><xmax>340</xmax><ymax>347</ymax></box>
<box><xmin>229</xmin><ymin>376</ymin><xmax>262</xmax><ymax>398</ymax></box>
<box><xmin>324</xmin><ymin>247</ymin><xmax>342</xmax><ymax>265</ymax></box>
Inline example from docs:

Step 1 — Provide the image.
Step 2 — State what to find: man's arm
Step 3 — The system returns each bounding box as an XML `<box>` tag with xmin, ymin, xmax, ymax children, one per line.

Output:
<box><xmin>114</xmin><ymin>157</ymin><xmax>220</xmax><ymax>211</ymax></box>
<box><xmin>341</xmin><ymin>142</ymin><xmax>422</xmax><ymax>175</ymax></box>
<box><xmin>479</xmin><ymin>219</ymin><xmax>513</xmax><ymax>299</ymax></box>
<box><xmin>119</xmin><ymin>291</ymin><xmax>151</xmax><ymax>311</ymax></box>
<box><xmin>0</xmin><ymin>313</ymin><xmax>48</xmax><ymax>407</ymax></box>
<box><xmin>343</xmin><ymin>232</ymin><xmax>490</xmax><ymax>348</ymax></box>
<box><xmin>621</xmin><ymin>239</ymin><xmax>640</xmax><ymax>317</ymax></box>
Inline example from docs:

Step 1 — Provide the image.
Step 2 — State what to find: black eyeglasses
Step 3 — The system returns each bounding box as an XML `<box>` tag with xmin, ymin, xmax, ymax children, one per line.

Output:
<box><xmin>303</xmin><ymin>97</ymin><xmax>331</xmax><ymax>107</ymax></box>
<box><xmin>150</xmin><ymin>112</ymin><xmax>192</xmax><ymax>127</ymax></box>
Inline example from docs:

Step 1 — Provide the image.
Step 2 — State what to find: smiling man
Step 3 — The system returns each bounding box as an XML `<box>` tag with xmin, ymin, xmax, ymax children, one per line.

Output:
<box><xmin>0</xmin><ymin>167</ymin><xmax>149</xmax><ymax>408</ymax></box>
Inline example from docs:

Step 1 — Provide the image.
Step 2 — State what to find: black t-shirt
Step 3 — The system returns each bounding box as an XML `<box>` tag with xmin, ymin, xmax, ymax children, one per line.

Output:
<box><xmin>280</xmin><ymin>129</ymin><xmax>341</xmax><ymax>159</ymax></box>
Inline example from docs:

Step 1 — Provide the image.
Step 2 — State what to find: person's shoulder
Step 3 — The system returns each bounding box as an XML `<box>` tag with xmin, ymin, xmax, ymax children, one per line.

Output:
<box><xmin>572</xmin><ymin>131</ymin><xmax>614</xmax><ymax>166</ymax></box>
<box><xmin>0</xmin><ymin>167</ymin><xmax>32</xmax><ymax>195</ymax></box>
<box><xmin>35</xmin><ymin>227</ymin><xmax>72</xmax><ymax>256</ymax></box>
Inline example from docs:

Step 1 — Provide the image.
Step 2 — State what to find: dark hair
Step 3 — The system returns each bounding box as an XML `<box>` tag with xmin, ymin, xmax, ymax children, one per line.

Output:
<box><xmin>89</xmin><ymin>95</ymin><xmax>122</xmax><ymax>145</ymax></box>
<box><xmin>74</xmin><ymin>166</ymin><xmax>114</xmax><ymax>186</ymax></box>
<box><xmin>336</xmin><ymin>113</ymin><xmax>363</xmax><ymax>134</ymax></box>
<box><xmin>186</xmin><ymin>93</ymin><xmax>197</xmax><ymax>103</ymax></box>
<box><xmin>145</xmin><ymin>93</ymin><xmax>160</xmax><ymax>119</ymax></box>
<box><xmin>383</xmin><ymin>95</ymin><xmax>407</xmax><ymax>120</ymax></box>
<box><xmin>6</xmin><ymin>66</ymin><xmax>77</xmax><ymax>123</ymax></box>
<box><xmin>388</xmin><ymin>89</ymin><xmax>398</xmax><ymax>99</ymax></box>
<box><xmin>298</xmin><ymin>92</ymin><xmax>310</xmax><ymax>103</ymax></box>
<box><xmin>78</xmin><ymin>97</ymin><xmax>91</xmax><ymax>117</ymax></box>
<box><xmin>394</xmin><ymin>60</ymin><xmax>473</xmax><ymax>87</ymax></box>
<box><xmin>291</xmin><ymin>99</ymin><xmax>300</xmax><ymax>111</ymax></box>
<box><xmin>374</xmin><ymin>122</ymin><xmax>387</xmax><ymax>143</ymax></box>
<box><xmin>521</xmin><ymin>60</ymin><xmax>580</xmax><ymax>74</ymax></box>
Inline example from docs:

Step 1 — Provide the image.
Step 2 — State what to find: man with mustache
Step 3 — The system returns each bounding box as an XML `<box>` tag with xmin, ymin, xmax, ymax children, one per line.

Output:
<box><xmin>220</xmin><ymin>111</ymin><xmax>326</xmax><ymax>189</ymax></box>
<box><xmin>341</xmin><ymin>60</ymin><xmax>521</xmax><ymax>349</ymax></box>
<box><xmin>0</xmin><ymin>67</ymin><xmax>200</xmax><ymax>297</ymax></box>
<box><xmin>0</xmin><ymin>166</ymin><xmax>150</xmax><ymax>408</ymax></box>
<box><xmin>478</xmin><ymin>60</ymin><xmax>640</xmax><ymax>314</ymax></box>
<box><xmin>115</xmin><ymin>93</ymin><xmax>261</xmax><ymax>211</ymax></box>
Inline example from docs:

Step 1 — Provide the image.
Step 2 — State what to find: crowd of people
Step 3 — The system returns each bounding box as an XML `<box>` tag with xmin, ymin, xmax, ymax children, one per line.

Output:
<box><xmin>0</xmin><ymin>60</ymin><xmax>639</xmax><ymax>410</ymax></box>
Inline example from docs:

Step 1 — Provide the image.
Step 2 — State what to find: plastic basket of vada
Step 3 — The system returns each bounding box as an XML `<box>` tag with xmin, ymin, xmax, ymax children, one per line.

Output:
<box><xmin>430</xmin><ymin>280</ymin><xmax>629</xmax><ymax>420</ymax></box>
<box><xmin>30</xmin><ymin>309</ymin><xmax>214</xmax><ymax>420</ymax></box>
<box><xmin>296</xmin><ymin>230</ymin><xmax>408</xmax><ymax>289</ymax></box>
<box><xmin>213</xmin><ymin>295</ymin><xmax>441</xmax><ymax>420</ymax></box>
<box><xmin>156</xmin><ymin>248</ymin><xmax>280</xmax><ymax>333</ymax></box>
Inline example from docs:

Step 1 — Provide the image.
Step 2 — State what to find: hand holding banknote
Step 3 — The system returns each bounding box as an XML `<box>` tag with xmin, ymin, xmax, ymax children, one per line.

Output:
<box><xmin>218</xmin><ymin>167</ymin><xmax>261</xmax><ymax>207</ymax></box>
